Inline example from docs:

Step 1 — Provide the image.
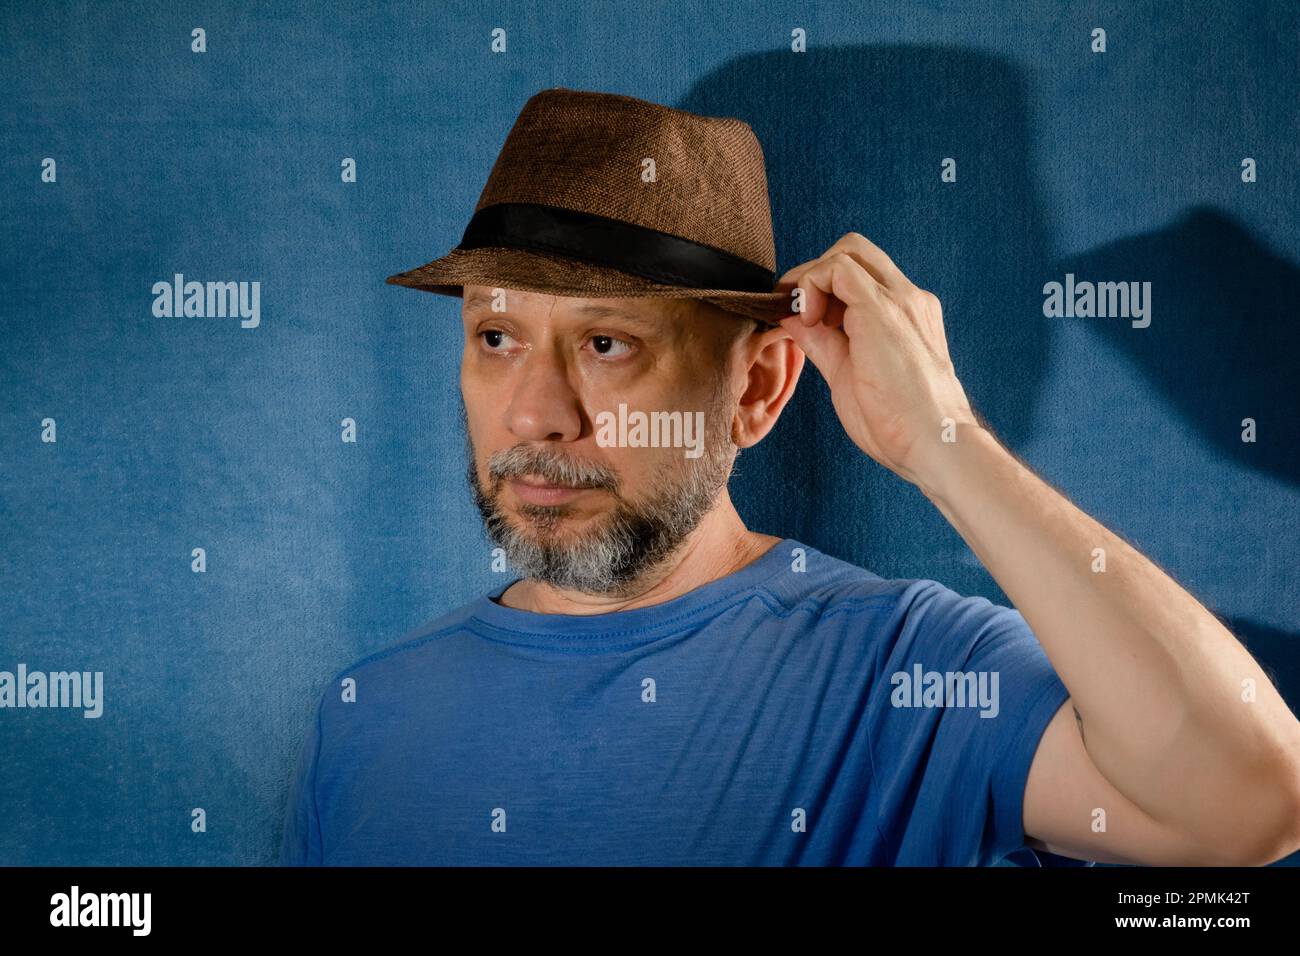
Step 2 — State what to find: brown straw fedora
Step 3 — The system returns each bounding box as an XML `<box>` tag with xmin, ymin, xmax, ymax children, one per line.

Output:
<box><xmin>385</xmin><ymin>87</ymin><xmax>793</xmax><ymax>326</ymax></box>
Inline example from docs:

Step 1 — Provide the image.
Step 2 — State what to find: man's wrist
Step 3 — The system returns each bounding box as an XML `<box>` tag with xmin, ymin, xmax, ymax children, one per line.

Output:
<box><xmin>910</xmin><ymin>421</ymin><xmax>1009</xmax><ymax>507</ymax></box>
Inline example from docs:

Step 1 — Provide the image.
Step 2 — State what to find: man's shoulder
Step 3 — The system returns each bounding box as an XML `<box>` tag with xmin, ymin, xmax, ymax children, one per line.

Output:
<box><xmin>766</xmin><ymin>541</ymin><xmax>1010</xmax><ymax>628</ymax></box>
<box><xmin>315</xmin><ymin>595</ymin><xmax>485</xmax><ymax>716</ymax></box>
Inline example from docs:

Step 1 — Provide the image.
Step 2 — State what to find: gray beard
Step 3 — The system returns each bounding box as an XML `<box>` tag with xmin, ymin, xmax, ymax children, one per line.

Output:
<box><xmin>462</xmin><ymin>382</ymin><xmax>737</xmax><ymax>596</ymax></box>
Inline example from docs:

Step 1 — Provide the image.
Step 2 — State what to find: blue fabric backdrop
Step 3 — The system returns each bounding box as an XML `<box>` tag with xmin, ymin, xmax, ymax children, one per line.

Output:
<box><xmin>2</xmin><ymin>0</ymin><xmax>1296</xmax><ymax>865</ymax></box>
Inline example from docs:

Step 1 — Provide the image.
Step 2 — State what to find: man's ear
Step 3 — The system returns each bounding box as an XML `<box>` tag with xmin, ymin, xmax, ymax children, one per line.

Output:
<box><xmin>732</xmin><ymin>324</ymin><xmax>805</xmax><ymax>448</ymax></box>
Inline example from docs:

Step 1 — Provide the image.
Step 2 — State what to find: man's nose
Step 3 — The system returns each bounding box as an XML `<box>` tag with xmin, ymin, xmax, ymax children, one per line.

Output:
<box><xmin>504</xmin><ymin>348</ymin><xmax>584</xmax><ymax>443</ymax></box>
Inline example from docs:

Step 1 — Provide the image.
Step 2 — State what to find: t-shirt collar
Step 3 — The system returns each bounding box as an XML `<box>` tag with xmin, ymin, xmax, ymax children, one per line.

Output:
<box><xmin>466</xmin><ymin>537</ymin><xmax>798</xmax><ymax>651</ymax></box>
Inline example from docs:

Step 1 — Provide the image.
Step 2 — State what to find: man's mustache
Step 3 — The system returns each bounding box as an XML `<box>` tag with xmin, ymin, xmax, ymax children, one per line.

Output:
<box><xmin>487</xmin><ymin>445</ymin><xmax>620</xmax><ymax>491</ymax></box>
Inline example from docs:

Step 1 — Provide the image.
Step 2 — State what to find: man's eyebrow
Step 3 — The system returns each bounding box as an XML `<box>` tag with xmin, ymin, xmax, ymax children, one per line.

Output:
<box><xmin>462</xmin><ymin>292</ymin><xmax>496</xmax><ymax>313</ymax></box>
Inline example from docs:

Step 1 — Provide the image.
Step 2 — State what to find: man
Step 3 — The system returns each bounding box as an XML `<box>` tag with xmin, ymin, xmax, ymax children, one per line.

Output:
<box><xmin>280</xmin><ymin>88</ymin><xmax>1300</xmax><ymax>866</ymax></box>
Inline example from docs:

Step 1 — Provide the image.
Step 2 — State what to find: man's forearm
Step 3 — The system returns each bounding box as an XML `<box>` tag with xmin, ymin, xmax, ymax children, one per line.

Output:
<box><xmin>914</xmin><ymin>421</ymin><xmax>1300</xmax><ymax>853</ymax></box>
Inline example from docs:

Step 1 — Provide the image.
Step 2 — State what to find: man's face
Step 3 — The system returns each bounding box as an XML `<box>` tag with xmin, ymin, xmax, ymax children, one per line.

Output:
<box><xmin>459</xmin><ymin>284</ymin><xmax>746</xmax><ymax>595</ymax></box>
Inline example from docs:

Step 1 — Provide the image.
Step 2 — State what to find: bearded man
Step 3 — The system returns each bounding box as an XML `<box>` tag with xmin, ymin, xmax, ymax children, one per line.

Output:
<box><xmin>280</xmin><ymin>88</ymin><xmax>1300</xmax><ymax>868</ymax></box>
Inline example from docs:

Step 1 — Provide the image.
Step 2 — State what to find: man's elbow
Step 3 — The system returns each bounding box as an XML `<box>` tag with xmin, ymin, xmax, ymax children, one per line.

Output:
<box><xmin>1225</xmin><ymin>768</ymin><xmax>1300</xmax><ymax>866</ymax></box>
<box><xmin>1232</xmin><ymin>826</ymin><xmax>1300</xmax><ymax>867</ymax></box>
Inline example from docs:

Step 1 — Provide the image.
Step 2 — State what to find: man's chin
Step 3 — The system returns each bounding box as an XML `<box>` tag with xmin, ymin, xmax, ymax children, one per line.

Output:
<box><xmin>502</xmin><ymin>503</ymin><xmax>605</xmax><ymax>542</ymax></box>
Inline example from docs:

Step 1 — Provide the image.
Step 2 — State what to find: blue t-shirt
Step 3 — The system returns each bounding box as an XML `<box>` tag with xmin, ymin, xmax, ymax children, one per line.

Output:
<box><xmin>280</xmin><ymin>538</ymin><xmax>1091</xmax><ymax>866</ymax></box>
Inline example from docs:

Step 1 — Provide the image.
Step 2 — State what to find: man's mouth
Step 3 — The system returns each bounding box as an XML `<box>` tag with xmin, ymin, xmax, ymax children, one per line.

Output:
<box><xmin>508</xmin><ymin>474</ymin><xmax>597</xmax><ymax>506</ymax></box>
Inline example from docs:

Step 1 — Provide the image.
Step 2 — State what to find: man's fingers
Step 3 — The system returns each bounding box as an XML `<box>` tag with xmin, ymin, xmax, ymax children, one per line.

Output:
<box><xmin>779</xmin><ymin>312</ymin><xmax>850</xmax><ymax>381</ymax></box>
<box><xmin>778</xmin><ymin>231</ymin><xmax>912</xmax><ymax>295</ymax></box>
<box><xmin>789</xmin><ymin>265</ymin><xmax>836</xmax><ymax>326</ymax></box>
<box><xmin>790</xmin><ymin>253</ymin><xmax>886</xmax><ymax>339</ymax></box>
<box><xmin>824</xmin><ymin>232</ymin><xmax>912</xmax><ymax>292</ymax></box>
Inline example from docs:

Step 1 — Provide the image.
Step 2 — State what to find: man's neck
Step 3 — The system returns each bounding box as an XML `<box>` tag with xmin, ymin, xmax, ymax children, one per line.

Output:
<box><xmin>498</xmin><ymin>507</ymin><xmax>782</xmax><ymax>616</ymax></box>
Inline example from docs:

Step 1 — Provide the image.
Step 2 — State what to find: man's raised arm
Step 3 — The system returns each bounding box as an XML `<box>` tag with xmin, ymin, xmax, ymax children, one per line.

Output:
<box><xmin>774</xmin><ymin>231</ymin><xmax>1300</xmax><ymax>865</ymax></box>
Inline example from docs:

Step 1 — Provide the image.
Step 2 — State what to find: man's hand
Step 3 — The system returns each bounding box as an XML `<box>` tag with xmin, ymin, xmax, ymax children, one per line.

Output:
<box><xmin>776</xmin><ymin>231</ymin><xmax>980</xmax><ymax>489</ymax></box>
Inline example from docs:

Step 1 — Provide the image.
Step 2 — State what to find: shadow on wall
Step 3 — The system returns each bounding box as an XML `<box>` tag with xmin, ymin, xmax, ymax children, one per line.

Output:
<box><xmin>680</xmin><ymin>47</ymin><xmax>1299</xmax><ymax>569</ymax></box>
<box><xmin>678</xmin><ymin>46</ymin><xmax>1054</xmax><ymax>596</ymax></box>
<box><xmin>679</xmin><ymin>49</ymin><xmax>1299</xmax><ymax>596</ymax></box>
<box><xmin>680</xmin><ymin>48</ymin><xmax>1300</xmax><ymax>866</ymax></box>
<box><xmin>1061</xmin><ymin>205</ymin><xmax>1300</xmax><ymax>487</ymax></box>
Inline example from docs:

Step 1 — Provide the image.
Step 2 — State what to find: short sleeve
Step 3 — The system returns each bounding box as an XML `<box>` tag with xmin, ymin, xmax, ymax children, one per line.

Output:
<box><xmin>873</xmin><ymin>581</ymin><xmax>1079</xmax><ymax>865</ymax></box>
<box><xmin>279</xmin><ymin>694</ymin><xmax>325</xmax><ymax>866</ymax></box>
<box><xmin>976</xmin><ymin>635</ymin><xmax>1078</xmax><ymax>864</ymax></box>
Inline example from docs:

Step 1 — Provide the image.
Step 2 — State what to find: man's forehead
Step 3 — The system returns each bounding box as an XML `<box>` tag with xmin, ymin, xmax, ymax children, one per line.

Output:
<box><xmin>461</xmin><ymin>286</ymin><xmax>691</xmax><ymax>324</ymax></box>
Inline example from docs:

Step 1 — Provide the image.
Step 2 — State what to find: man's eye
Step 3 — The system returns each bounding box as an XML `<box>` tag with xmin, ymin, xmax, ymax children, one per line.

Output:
<box><xmin>479</xmin><ymin>329</ymin><xmax>518</xmax><ymax>351</ymax></box>
<box><xmin>587</xmin><ymin>334</ymin><xmax>633</xmax><ymax>357</ymax></box>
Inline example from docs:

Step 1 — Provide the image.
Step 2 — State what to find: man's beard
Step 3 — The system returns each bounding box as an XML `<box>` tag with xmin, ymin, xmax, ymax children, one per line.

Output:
<box><xmin>462</xmin><ymin>375</ymin><xmax>738</xmax><ymax>596</ymax></box>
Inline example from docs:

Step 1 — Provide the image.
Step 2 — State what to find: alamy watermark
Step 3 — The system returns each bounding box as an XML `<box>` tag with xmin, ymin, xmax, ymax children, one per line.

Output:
<box><xmin>890</xmin><ymin>663</ymin><xmax>1000</xmax><ymax>718</ymax></box>
<box><xmin>594</xmin><ymin>402</ymin><xmax>705</xmax><ymax>458</ymax></box>
<box><xmin>1043</xmin><ymin>272</ymin><xmax>1151</xmax><ymax>328</ymax></box>
<box><xmin>50</xmin><ymin>886</ymin><xmax>150</xmax><ymax>935</ymax></box>
<box><xmin>0</xmin><ymin>664</ymin><xmax>103</xmax><ymax>718</ymax></box>
<box><xmin>151</xmin><ymin>273</ymin><xmax>260</xmax><ymax>328</ymax></box>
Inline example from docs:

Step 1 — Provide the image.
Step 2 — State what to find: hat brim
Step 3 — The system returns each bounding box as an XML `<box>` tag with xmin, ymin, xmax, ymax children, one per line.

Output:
<box><xmin>385</xmin><ymin>246</ymin><xmax>792</xmax><ymax>326</ymax></box>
